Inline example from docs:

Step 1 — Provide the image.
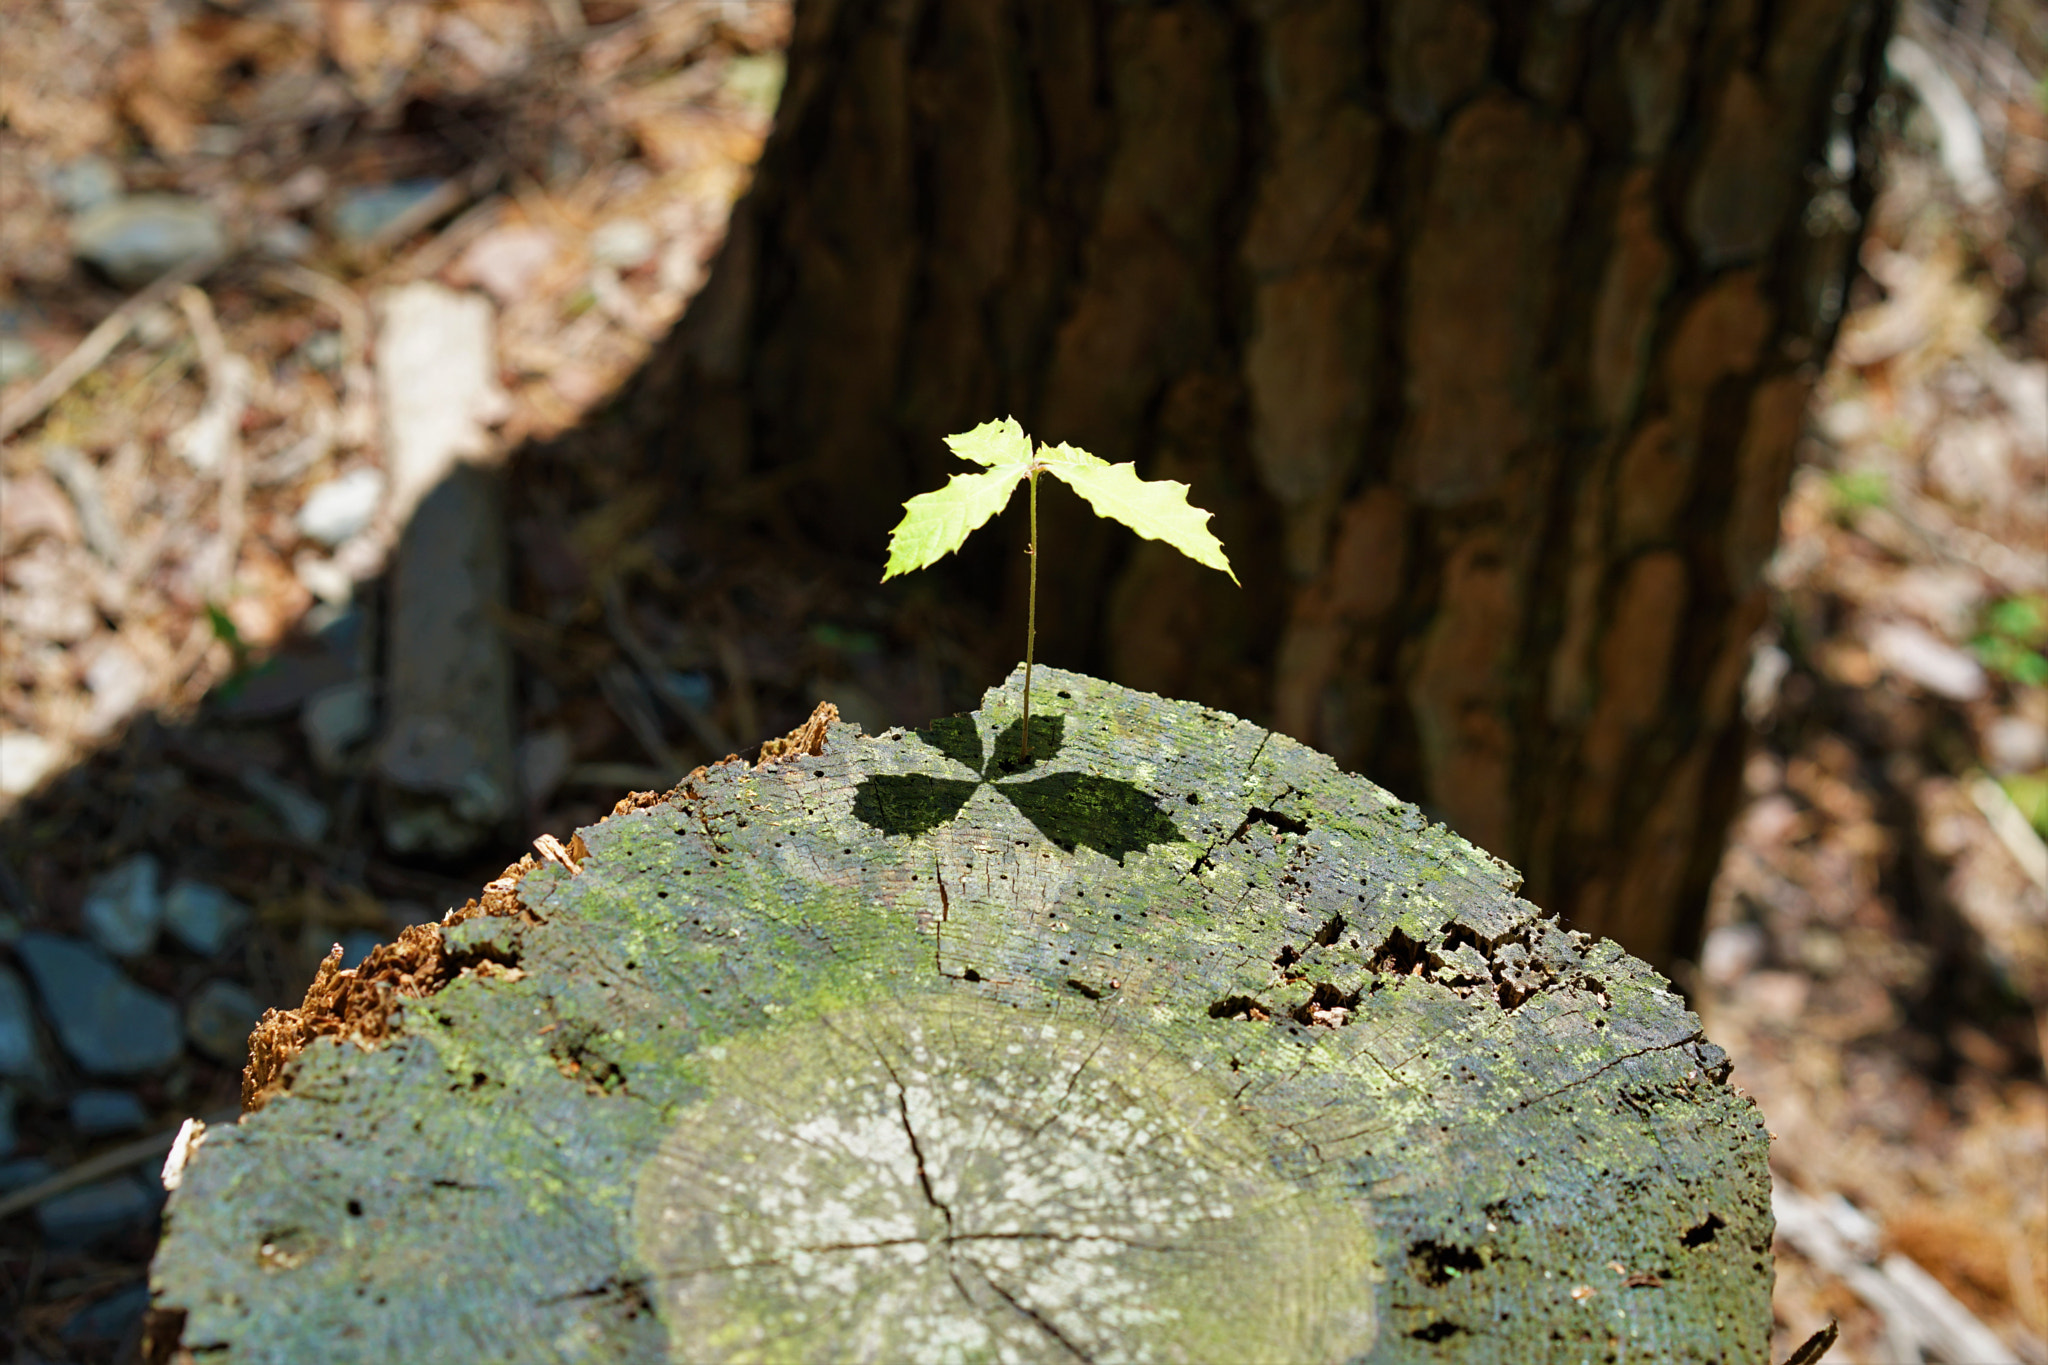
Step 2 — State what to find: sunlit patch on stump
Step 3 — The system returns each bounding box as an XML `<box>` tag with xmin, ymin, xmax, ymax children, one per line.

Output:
<box><xmin>636</xmin><ymin>995</ymin><xmax>1379</xmax><ymax>1363</ymax></box>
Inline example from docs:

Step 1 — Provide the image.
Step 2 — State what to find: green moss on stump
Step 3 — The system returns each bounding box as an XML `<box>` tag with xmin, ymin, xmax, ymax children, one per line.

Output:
<box><xmin>149</xmin><ymin>668</ymin><xmax>1770</xmax><ymax>1363</ymax></box>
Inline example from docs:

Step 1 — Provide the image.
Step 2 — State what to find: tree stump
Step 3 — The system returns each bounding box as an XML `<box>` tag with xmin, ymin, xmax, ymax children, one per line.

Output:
<box><xmin>148</xmin><ymin>668</ymin><xmax>1772</xmax><ymax>1363</ymax></box>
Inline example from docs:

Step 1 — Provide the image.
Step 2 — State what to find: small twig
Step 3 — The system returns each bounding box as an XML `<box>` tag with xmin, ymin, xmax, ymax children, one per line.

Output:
<box><xmin>1967</xmin><ymin>774</ymin><xmax>2048</xmax><ymax>892</ymax></box>
<box><xmin>176</xmin><ymin>283</ymin><xmax>229</xmax><ymax>380</ymax></box>
<box><xmin>540</xmin><ymin>0</ymin><xmax>584</xmax><ymax>38</ymax></box>
<box><xmin>169</xmin><ymin>613</ymin><xmax>226</xmax><ymax>700</ymax></box>
<box><xmin>250</xmin><ymin>406</ymin><xmax>337</xmax><ymax>488</ymax></box>
<box><xmin>174</xmin><ymin>287</ymin><xmax>249</xmax><ymax>593</ymax></box>
<box><xmin>1773</xmin><ymin>1182</ymin><xmax>2023</xmax><ymax>1364</ymax></box>
<box><xmin>715</xmin><ymin>633</ymin><xmax>759</xmax><ymax>748</ymax></box>
<box><xmin>0</xmin><ymin>1110</ymin><xmax>240</xmax><ymax>1223</ymax></box>
<box><xmin>602</xmin><ymin>581</ymin><xmax>737</xmax><ymax>756</ymax></box>
<box><xmin>597</xmin><ymin>663</ymin><xmax>689</xmax><ymax>779</ymax></box>
<box><xmin>0</xmin><ymin>249</ymin><xmax>224</xmax><ymax>442</ymax></box>
<box><xmin>263</xmin><ymin>263</ymin><xmax>380</xmax><ymax>455</ymax></box>
<box><xmin>263</xmin><ymin>263</ymin><xmax>367</xmax><ymax>355</ymax></box>
<box><xmin>41</xmin><ymin>445</ymin><xmax>122</xmax><ymax>565</ymax></box>
<box><xmin>1897</xmin><ymin>493</ymin><xmax>2048</xmax><ymax>594</ymax></box>
<box><xmin>384</xmin><ymin>194</ymin><xmax>505</xmax><ymax>285</ymax></box>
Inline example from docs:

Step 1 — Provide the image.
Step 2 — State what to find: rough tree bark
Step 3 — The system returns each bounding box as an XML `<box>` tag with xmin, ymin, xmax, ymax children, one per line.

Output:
<box><xmin>643</xmin><ymin>0</ymin><xmax>1896</xmax><ymax>968</ymax></box>
<box><xmin>150</xmin><ymin>672</ymin><xmax>1770</xmax><ymax>1362</ymax></box>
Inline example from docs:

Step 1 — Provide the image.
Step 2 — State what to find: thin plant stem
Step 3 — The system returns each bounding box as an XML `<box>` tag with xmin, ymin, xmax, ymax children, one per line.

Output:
<box><xmin>1023</xmin><ymin>466</ymin><xmax>1037</xmax><ymax>759</ymax></box>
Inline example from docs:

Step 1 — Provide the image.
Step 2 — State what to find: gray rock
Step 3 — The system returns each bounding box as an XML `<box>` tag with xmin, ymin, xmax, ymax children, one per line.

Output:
<box><xmin>376</xmin><ymin>466</ymin><xmax>517</xmax><ymax>855</ymax></box>
<box><xmin>331</xmin><ymin>180</ymin><xmax>446</xmax><ymax>244</ymax></box>
<box><xmin>0</xmin><ymin>963</ymin><xmax>49</xmax><ymax>1081</ymax></box>
<box><xmin>374</xmin><ymin>281</ymin><xmax>509</xmax><ymax>525</ymax></box>
<box><xmin>296</xmin><ymin>466</ymin><xmax>385</xmax><ymax>547</ymax></box>
<box><xmin>185</xmin><ymin>978</ymin><xmax>263</xmax><ymax>1067</ymax></box>
<box><xmin>589</xmin><ymin>217</ymin><xmax>656</xmax><ymax>271</ymax></box>
<box><xmin>13</xmin><ymin>933</ymin><xmax>183</xmax><ymax>1077</ymax></box>
<box><xmin>1700</xmin><ymin>922</ymin><xmax>1769</xmax><ymax>989</ymax></box>
<box><xmin>80</xmin><ymin>853</ymin><xmax>162</xmax><ymax>958</ymax></box>
<box><xmin>257</xmin><ymin>218</ymin><xmax>316</xmax><ymax>261</ymax></box>
<box><xmin>516</xmin><ymin>727</ymin><xmax>572</xmax><ymax>809</ymax></box>
<box><xmin>0</xmin><ymin>729</ymin><xmax>63</xmax><ymax>797</ymax></box>
<box><xmin>665</xmin><ymin>670</ymin><xmax>715</xmax><ymax>712</ymax></box>
<box><xmin>62</xmin><ymin>1282</ymin><xmax>151</xmax><ymax>1344</ymax></box>
<box><xmin>48</xmin><ymin>156</ymin><xmax>122</xmax><ymax>214</ymax></box>
<box><xmin>0</xmin><ymin>1155</ymin><xmax>54</xmax><ymax>1193</ymax></box>
<box><xmin>0</xmin><ymin>1083</ymin><xmax>15</xmax><ymax>1158</ymax></box>
<box><xmin>71</xmin><ymin>195</ymin><xmax>225</xmax><ymax>288</ymax></box>
<box><xmin>0</xmin><ymin>334</ymin><xmax>40</xmax><ymax>385</ymax></box>
<box><xmin>303</xmin><ymin>680</ymin><xmax>377</xmax><ymax>772</ymax></box>
<box><xmin>215</xmin><ymin>650</ymin><xmax>355</xmax><ymax>721</ymax></box>
<box><xmin>35</xmin><ymin>1173</ymin><xmax>162</xmax><ymax>1247</ymax></box>
<box><xmin>241</xmin><ymin>768</ymin><xmax>331</xmax><ymax>843</ymax></box>
<box><xmin>298</xmin><ymin>328</ymin><xmax>345</xmax><ymax>373</ymax></box>
<box><xmin>1984</xmin><ymin>714</ymin><xmax>2048</xmax><ymax>775</ymax></box>
<box><xmin>163</xmin><ymin>878</ymin><xmax>251</xmax><ymax>957</ymax></box>
<box><xmin>1869</xmin><ymin>620</ymin><xmax>1988</xmax><ymax>702</ymax></box>
<box><xmin>70</xmin><ymin>1088</ymin><xmax>149</xmax><ymax>1137</ymax></box>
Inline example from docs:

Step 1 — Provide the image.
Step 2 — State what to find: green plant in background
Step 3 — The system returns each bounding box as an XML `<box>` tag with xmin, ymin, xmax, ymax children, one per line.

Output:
<box><xmin>1971</xmin><ymin>594</ymin><xmax>2048</xmax><ymax>688</ymax></box>
<box><xmin>883</xmin><ymin>417</ymin><xmax>1237</xmax><ymax>758</ymax></box>
<box><xmin>2002</xmin><ymin>771</ymin><xmax>2048</xmax><ymax>840</ymax></box>
<box><xmin>204</xmin><ymin>601</ymin><xmax>262</xmax><ymax>703</ymax></box>
<box><xmin>1824</xmin><ymin>468</ymin><xmax>1890</xmax><ymax>517</ymax></box>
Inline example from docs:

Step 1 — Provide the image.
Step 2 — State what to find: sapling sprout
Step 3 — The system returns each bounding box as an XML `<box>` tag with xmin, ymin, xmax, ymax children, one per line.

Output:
<box><xmin>882</xmin><ymin>417</ymin><xmax>1238</xmax><ymax>757</ymax></box>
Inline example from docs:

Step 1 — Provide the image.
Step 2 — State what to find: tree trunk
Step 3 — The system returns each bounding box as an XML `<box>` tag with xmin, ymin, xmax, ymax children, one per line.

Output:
<box><xmin>643</xmin><ymin>0</ymin><xmax>1895</xmax><ymax>970</ymax></box>
<box><xmin>150</xmin><ymin>675</ymin><xmax>1770</xmax><ymax>1362</ymax></box>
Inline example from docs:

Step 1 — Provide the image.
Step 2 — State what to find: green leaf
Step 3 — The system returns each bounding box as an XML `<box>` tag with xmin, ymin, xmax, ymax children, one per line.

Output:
<box><xmin>881</xmin><ymin>417</ymin><xmax>1237</xmax><ymax>586</ymax></box>
<box><xmin>881</xmin><ymin>468</ymin><xmax>1025</xmax><ymax>579</ymax></box>
<box><xmin>1825</xmin><ymin>469</ymin><xmax>1889</xmax><ymax>515</ymax></box>
<box><xmin>1037</xmin><ymin>443</ymin><xmax>1238</xmax><ymax>584</ymax></box>
<box><xmin>944</xmin><ymin>415</ymin><xmax>1033</xmax><ymax>471</ymax></box>
<box><xmin>1986</xmin><ymin>595</ymin><xmax>2048</xmax><ymax>646</ymax></box>
<box><xmin>880</xmin><ymin>419</ymin><xmax>1032</xmax><ymax>580</ymax></box>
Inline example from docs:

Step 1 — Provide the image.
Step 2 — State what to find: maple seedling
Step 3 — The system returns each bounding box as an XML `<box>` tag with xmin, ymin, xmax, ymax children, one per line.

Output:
<box><xmin>883</xmin><ymin>417</ymin><xmax>1238</xmax><ymax>758</ymax></box>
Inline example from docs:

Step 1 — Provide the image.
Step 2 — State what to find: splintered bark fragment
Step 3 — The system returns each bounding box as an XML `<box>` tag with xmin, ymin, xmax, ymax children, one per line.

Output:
<box><xmin>152</xmin><ymin>669</ymin><xmax>1772</xmax><ymax>1363</ymax></box>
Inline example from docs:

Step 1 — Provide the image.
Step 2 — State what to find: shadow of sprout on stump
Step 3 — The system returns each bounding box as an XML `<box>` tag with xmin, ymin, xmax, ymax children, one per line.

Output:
<box><xmin>853</xmin><ymin>714</ymin><xmax>1184</xmax><ymax>863</ymax></box>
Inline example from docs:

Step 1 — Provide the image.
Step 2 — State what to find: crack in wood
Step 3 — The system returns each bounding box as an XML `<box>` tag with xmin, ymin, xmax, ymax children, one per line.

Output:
<box><xmin>974</xmin><ymin>1265</ymin><xmax>1096</xmax><ymax>1364</ymax></box>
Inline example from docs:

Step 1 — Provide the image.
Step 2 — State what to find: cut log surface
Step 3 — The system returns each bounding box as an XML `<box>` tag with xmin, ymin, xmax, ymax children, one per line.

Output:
<box><xmin>149</xmin><ymin>668</ymin><xmax>1771</xmax><ymax>1364</ymax></box>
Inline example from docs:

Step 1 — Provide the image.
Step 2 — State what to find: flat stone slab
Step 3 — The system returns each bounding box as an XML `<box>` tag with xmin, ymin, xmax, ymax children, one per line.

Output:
<box><xmin>15</xmin><ymin>932</ymin><xmax>181</xmax><ymax>1077</ymax></box>
<box><xmin>149</xmin><ymin>667</ymin><xmax>1771</xmax><ymax>1363</ymax></box>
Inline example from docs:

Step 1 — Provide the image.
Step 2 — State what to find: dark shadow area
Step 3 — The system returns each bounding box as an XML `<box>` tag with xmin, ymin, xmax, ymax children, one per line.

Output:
<box><xmin>1</xmin><ymin>323</ymin><xmax>1007</xmax><ymax>1363</ymax></box>
<box><xmin>0</xmin><ymin>354</ymin><xmax>1006</xmax><ymax>1359</ymax></box>
<box><xmin>0</xmin><ymin>8</ymin><xmax>1005</xmax><ymax>1354</ymax></box>
<box><xmin>851</xmin><ymin>712</ymin><xmax>1180</xmax><ymax>863</ymax></box>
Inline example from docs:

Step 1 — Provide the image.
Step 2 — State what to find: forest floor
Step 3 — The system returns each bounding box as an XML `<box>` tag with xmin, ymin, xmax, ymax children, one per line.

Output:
<box><xmin>1</xmin><ymin>2</ymin><xmax>2044</xmax><ymax>1362</ymax></box>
